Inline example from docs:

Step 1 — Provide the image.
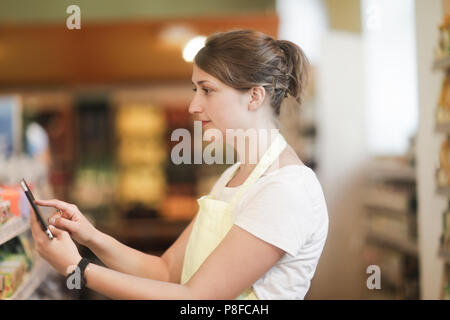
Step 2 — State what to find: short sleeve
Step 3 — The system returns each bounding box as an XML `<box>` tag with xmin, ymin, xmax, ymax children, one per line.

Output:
<box><xmin>233</xmin><ymin>169</ymin><xmax>311</xmax><ymax>257</ymax></box>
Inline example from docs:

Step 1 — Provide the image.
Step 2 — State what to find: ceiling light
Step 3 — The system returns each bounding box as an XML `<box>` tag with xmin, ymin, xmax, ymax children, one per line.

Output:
<box><xmin>182</xmin><ymin>36</ymin><xmax>206</xmax><ymax>63</ymax></box>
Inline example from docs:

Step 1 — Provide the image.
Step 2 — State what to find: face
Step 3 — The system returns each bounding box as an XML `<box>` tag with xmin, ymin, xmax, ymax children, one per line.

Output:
<box><xmin>189</xmin><ymin>64</ymin><xmax>252</xmax><ymax>139</ymax></box>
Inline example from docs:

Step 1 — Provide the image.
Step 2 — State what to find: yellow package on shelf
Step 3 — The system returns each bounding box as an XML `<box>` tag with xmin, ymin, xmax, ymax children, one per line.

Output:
<box><xmin>117</xmin><ymin>138</ymin><xmax>167</xmax><ymax>165</ymax></box>
<box><xmin>116</xmin><ymin>104</ymin><xmax>166</xmax><ymax>137</ymax></box>
<box><xmin>0</xmin><ymin>260</ymin><xmax>25</xmax><ymax>299</ymax></box>
<box><xmin>436</xmin><ymin>77</ymin><xmax>450</xmax><ymax>124</ymax></box>
<box><xmin>118</xmin><ymin>166</ymin><xmax>166</xmax><ymax>206</ymax></box>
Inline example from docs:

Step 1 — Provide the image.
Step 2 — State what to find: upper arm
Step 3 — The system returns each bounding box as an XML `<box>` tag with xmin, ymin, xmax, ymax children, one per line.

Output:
<box><xmin>160</xmin><ymin>216</ymin><xmax>197</xmax><ymax>283</ymax></box>
<box><xmin>185</xmin><ymin>224</ymin><xmax>285</xmax><ymax>299</ymax></box>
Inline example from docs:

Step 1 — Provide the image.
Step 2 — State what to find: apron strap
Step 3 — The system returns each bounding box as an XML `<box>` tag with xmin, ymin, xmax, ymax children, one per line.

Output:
<box><xmin>210</xmin><ymin>162</ymin><xmax>241</xmax><ymax>198</ymax></box>
<box><xmin>228</xmin><ymin>133</ymin><xmax>287</xmax><ymax>208</ymax></box>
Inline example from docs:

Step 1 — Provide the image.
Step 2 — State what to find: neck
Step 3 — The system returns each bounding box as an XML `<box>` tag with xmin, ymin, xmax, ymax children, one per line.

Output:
<box><xmin>233</xmin><ymin>123</ymin><xmax>280</xmax><ymax>173</ymax></box>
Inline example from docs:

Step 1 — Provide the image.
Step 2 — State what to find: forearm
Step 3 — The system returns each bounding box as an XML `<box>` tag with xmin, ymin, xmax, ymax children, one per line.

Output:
<box><xmin>86</xmin><ymin>231</ymin><xmax>169</xmax><ymax>281</ymax></box>
<box><xmin>84</xmin><ymin>263</ymin><xmax>193</xmax><ymax>300</ymax></box>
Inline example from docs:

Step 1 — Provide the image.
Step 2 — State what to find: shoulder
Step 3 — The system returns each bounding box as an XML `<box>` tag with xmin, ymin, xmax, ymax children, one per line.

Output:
<box><xmin>253</xmin><ymin>165</ymin><xmax>317</xmax><ymax>199</ymax></box>
<box><xmin>264</xmin><ymin>144</ymin><xmax>305</xmax><ymax>175</ymax></box>
<box><xmin>237</xmin><ymin>164</ymin><xmax>328</xmax><ymax>230</ymax></box>
<box><xmin>234</xmin><ymin>166</ymin><xmax>319</xmax><ymax>255</ymax></box>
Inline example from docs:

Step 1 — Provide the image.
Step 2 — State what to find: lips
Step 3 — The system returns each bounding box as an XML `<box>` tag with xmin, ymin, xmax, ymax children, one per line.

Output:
<box><xmin>201</xmin><ymin>120</ymin><xmax>211</xmax><ymax>127</ymax></box>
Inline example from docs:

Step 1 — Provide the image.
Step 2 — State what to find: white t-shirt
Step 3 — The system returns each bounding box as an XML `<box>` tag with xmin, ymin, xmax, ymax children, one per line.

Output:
<box><xmin>211</xmin><ymin>163</ymin><xmax>329</xmax><ymax>300</ymax></box>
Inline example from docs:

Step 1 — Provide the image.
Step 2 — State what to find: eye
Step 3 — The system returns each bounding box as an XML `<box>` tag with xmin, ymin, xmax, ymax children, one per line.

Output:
<box><xmin>192</xmin><ymin>87</ymin><xmax>197</xmax><ymax>92</ymax></box>
<box><xmin>202</xmin><ymin>88</ymin><xmax>211</xmax><ymax>95</ymax></box>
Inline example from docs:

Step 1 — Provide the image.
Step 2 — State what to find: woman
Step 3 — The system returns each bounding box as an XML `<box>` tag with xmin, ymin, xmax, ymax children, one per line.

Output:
<box><xmin>30</xmin><ymin>30</ymin><xmax>329</xmax><ymax>300</ymax></box>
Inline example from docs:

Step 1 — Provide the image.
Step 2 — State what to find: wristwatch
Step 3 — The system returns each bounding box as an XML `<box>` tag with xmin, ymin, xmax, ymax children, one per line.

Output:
<box><xmin>67</xmin><ymin>257</ymin><xmax>90</xmax><ymax>289</ymax></box>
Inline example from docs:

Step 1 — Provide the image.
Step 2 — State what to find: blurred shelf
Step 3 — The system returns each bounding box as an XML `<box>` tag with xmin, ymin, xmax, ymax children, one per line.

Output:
<box><xmin>0</xmin><ymin>217</ymin><xmax>29</xmax><ymax>246</ymax></box>
<box><xmin>368</xmin><ymin>161</ymin><xmax>416</xmax><ymax>183</ymax></box>
<box><xmin>436</xmin><ymin>186</ymin><xmax>450</xmax><ymax>197</ymax></box>
<box><xmin>364</xmin><ymin>189</ymin><xmax>413</xmax><ymax>214</ymax></box>
<box><xmin>436</xmin><ymin>122</ymin><xmax>450</xmax><ymax>133</ymax></box>
<box><xmin>366</xmin><ymin>230</ymin><xmax>418</xmax><ymax>257</ymax></box>
<box><xmin>433</xmin><ymin>56</ymin><xmax>450</xmax><ymax>70</ymax></box>
<box><xmin>439</xmin><ymin>246</ymin><xmax>450</xmax><ymax>262</ymax></box>
<box><xmin>8</xmin><ymin>257</ymin><xmax>52</xmax><ymax>300</ymax></box>
<box><xmin>364</xmin><ymin>204</ymin><xmax>415</xmax><ymax>217</ymax></box>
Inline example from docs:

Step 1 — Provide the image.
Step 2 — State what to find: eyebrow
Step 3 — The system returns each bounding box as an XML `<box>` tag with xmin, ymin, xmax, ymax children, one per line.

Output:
<box><xmin>191</xmin><ymin>80</ymin><xmax>213</xmax><ymax>86</ymax></box>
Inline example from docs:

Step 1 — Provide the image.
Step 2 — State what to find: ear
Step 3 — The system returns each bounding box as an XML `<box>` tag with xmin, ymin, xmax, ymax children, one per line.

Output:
<box><xmin>248</xmin><ymin>86</ymin><xmax>266</xmax><ymax>111</ymax></box>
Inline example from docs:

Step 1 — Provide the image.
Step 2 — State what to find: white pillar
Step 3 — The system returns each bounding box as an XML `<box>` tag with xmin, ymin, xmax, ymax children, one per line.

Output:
<box><xmin>415</xmin><ymin>0</ymin><xmax>446</xmax><ymax>300</ymax></box>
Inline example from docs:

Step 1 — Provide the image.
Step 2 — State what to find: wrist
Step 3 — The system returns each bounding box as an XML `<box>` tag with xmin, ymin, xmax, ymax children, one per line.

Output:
<box><xmin>85</xmin><ymin>229</ymin><xmax>103</xmax><ymax>249</ymax></box>
<box><xmin>65</xmin><ymin>257</ymin><xmax>91</xmax><ymax>290</ymax></box>
<box><xmin>64</xmin><ymin>255</ymin><xmax>82</xmax><ymax>277</ymax></box>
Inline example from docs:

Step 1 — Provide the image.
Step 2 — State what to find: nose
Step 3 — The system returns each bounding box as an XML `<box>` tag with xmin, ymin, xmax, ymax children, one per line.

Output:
<box><xmin>188</xmin><ymin>95</ymin><xmax>203</xmax><ymax>115</ymax></box>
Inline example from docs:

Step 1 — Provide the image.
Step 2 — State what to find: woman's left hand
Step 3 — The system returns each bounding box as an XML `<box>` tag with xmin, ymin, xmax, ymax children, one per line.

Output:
<box><xmin>29</xmin><ymin>208</ymin><xmax>82</xmax><ymax>276</ymax></box>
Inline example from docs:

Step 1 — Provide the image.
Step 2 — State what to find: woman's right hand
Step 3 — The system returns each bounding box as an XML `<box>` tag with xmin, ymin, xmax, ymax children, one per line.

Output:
<box><xmin>34</xmin><ymin>199</ymin><xmax>98</xmax><ymax>247</ymax></box>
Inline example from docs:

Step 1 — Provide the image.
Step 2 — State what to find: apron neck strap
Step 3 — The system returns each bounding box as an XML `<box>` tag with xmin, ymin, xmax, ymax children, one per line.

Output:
<box><xmin>210</xmin><ymin>162</ymin><xmax>241</xmax><ymax>198</ymax></box>
<box><xmin>227</xmin><ymin>132</ymin><xmax>287</xmax><ymax>207</ymax></box>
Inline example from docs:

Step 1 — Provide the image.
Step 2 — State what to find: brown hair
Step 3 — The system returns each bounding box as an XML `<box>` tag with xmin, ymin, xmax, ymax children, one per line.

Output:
<box><xmin>194</xmin><ymin>29</ymin><xmax>310</xmax><ymax>116</ymax></box>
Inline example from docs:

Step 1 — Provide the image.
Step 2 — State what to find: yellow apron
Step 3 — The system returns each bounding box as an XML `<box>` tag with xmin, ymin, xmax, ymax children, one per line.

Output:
<box><xmin>180</xmin><ymin>133</ymin><xmax>287</xmax><ymax>299</ymax></box>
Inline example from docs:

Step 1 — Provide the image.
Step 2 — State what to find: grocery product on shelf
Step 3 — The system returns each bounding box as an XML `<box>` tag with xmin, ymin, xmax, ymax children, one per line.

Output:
<box><xmin>434</xmin><ymin>12</ymin><xmax>450</xmax><ymax>300</ymax></box>
<box><xmin>116</xmin><ymin>104</ymin><xmax>166</xmax><ymax>137</ymax></box>
<box><xmin>0</xmin><ymin>266</ymin><xmax>15</xmax><ymax>298</ymax></box>
<box><xmin>0</xmin><ymin>235</ymin><xmax>35</xmax><ymax>299</ymax></box>
<box><xmin>0</xmin><ymin>96</ymin><xmax>22</xmax><ymax>158</ymax></box>
<box><xmin>436</xmin><ymin>76</ymin><xmax>450</xmax><ymax>124</ymax></box>
<box><xmin>363</xmin><ymin>156</ymin><xmax>419</xmax><ymax>299</ymax></box>
<box><xmin>436</xmin><ymin>15</ymin><xmax>450</xmax><ymax>60</ymax></box>
<box><xmin>363</xmin><ymin>244</ymin><xmax>419</xmax><ymax>299</ymax></box>
<box><xmin>115</xmin><ymin>103</ymin><xmax>167</xmax><ymax>214</ymax></box>
<box><xmin>0</xmin><ymin>186</ymin><xmax>26</xmax><ymax>218</ymax></box>
<box><xmin>0</xmin><ymin>199</ymin><xmax>13</xmax><ymax>225</ymax></box>
<box><xmin>442</xmin><ymin>209</ymin><xmax>450</xmax><ymax>249</ymax></box>
<box><xmin>443</xmin><ymin>264</ymin><xmax>450</xmax><ymax>300</ymax></box>
<box><xmin>438</xmin><ymin>138</ymin><xmax>450</xmax><ymax>187</ymax></box>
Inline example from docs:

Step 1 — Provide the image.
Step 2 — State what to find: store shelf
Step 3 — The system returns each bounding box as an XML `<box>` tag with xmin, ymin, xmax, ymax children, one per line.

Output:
<box><xmin>436</xmin><ymin>122</ymin><xmax>450</xmax><ymax>133</ymax></box>
<box><xmin>367</xmin><ymin>161</ymin><xmax>416</xmax><ymax>183</ymax></box>
<box><xmin>366</xmin><ymin>230</ymin><xmax>418</xmax><ymax>257</ymax></box>
<box><xmin>439</xmin><ymin>246</ymin><xmax>450</xmax><ymax>262</ymax></box>
<box><xmin>364</xmin><ymin>204</ymin><xmax>414</xmax><ymax>218</ymax></box>
<box><xmin>433</xmin><ymin>56</ymin><xmax>450</xmax><ymax>70</ymax></box>
<box><xmin>364</xmin><ymin>189</ymin><xmax>413</xmax><ymax>214</ymax></box>
<box><xmin>0</xmin><ymin>217</ymin><xmax>29</xmax><ymax>246</ymax></box>
<box><xmin>7</xmin><ymin>257</ymin><xmax>52</xmax><ymax>300</ymax></box>
<box><xmin>436</xmin><ymin>186</ymin><xmax>450</xmax><ymax>197</ymax></box>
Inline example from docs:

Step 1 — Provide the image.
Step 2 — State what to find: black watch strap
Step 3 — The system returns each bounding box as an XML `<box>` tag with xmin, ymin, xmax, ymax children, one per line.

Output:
<box><xmin>67</xmin><ymin>258</ymin><xmax>90</xmax><ymax>289</ymax></box>
<box><xmin>78</xmin><ymin>258</ymin><xmax>90</xmax><ymax>288</ymax></box>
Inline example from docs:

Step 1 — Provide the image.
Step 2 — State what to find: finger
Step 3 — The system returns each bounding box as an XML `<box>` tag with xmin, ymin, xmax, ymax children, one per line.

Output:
<box><xmin>48</xmin><ymin>212</ymin><xmax>62</xmax><ymax>224</ymax></box>
<box><xmin>50</xmin><ymin>216</ymin><xmax>77</xmax><ymax>234</ymax></box>
<box><xmin>34</xmin><ymin>199</ymin><xmax>75</xmax><ymax>219</ymax></box>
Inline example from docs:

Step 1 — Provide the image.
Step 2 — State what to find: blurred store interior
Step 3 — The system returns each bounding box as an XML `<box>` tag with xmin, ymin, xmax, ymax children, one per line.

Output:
<box><xmin>0</xmin><ymin>0</ymin><xmax>449</xmax><ymax>299</ymax></box>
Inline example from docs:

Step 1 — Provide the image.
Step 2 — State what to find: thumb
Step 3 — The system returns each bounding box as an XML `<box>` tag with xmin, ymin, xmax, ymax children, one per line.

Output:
<box><xmin>48</xmin><ymin>225</ymin><xmax>64</xmax><ymax>238</ymax></box>
<box><xmin>50</xmin><ymin>216</ymin><xmax>78</xmax><ymax>233</ymax></box>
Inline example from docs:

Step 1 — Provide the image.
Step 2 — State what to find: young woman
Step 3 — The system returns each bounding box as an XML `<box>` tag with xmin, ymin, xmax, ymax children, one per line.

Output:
<box><xmin>30</xmin><ymin>30</ymin><xmax>329</xmax><ymax>300</ymax></box>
